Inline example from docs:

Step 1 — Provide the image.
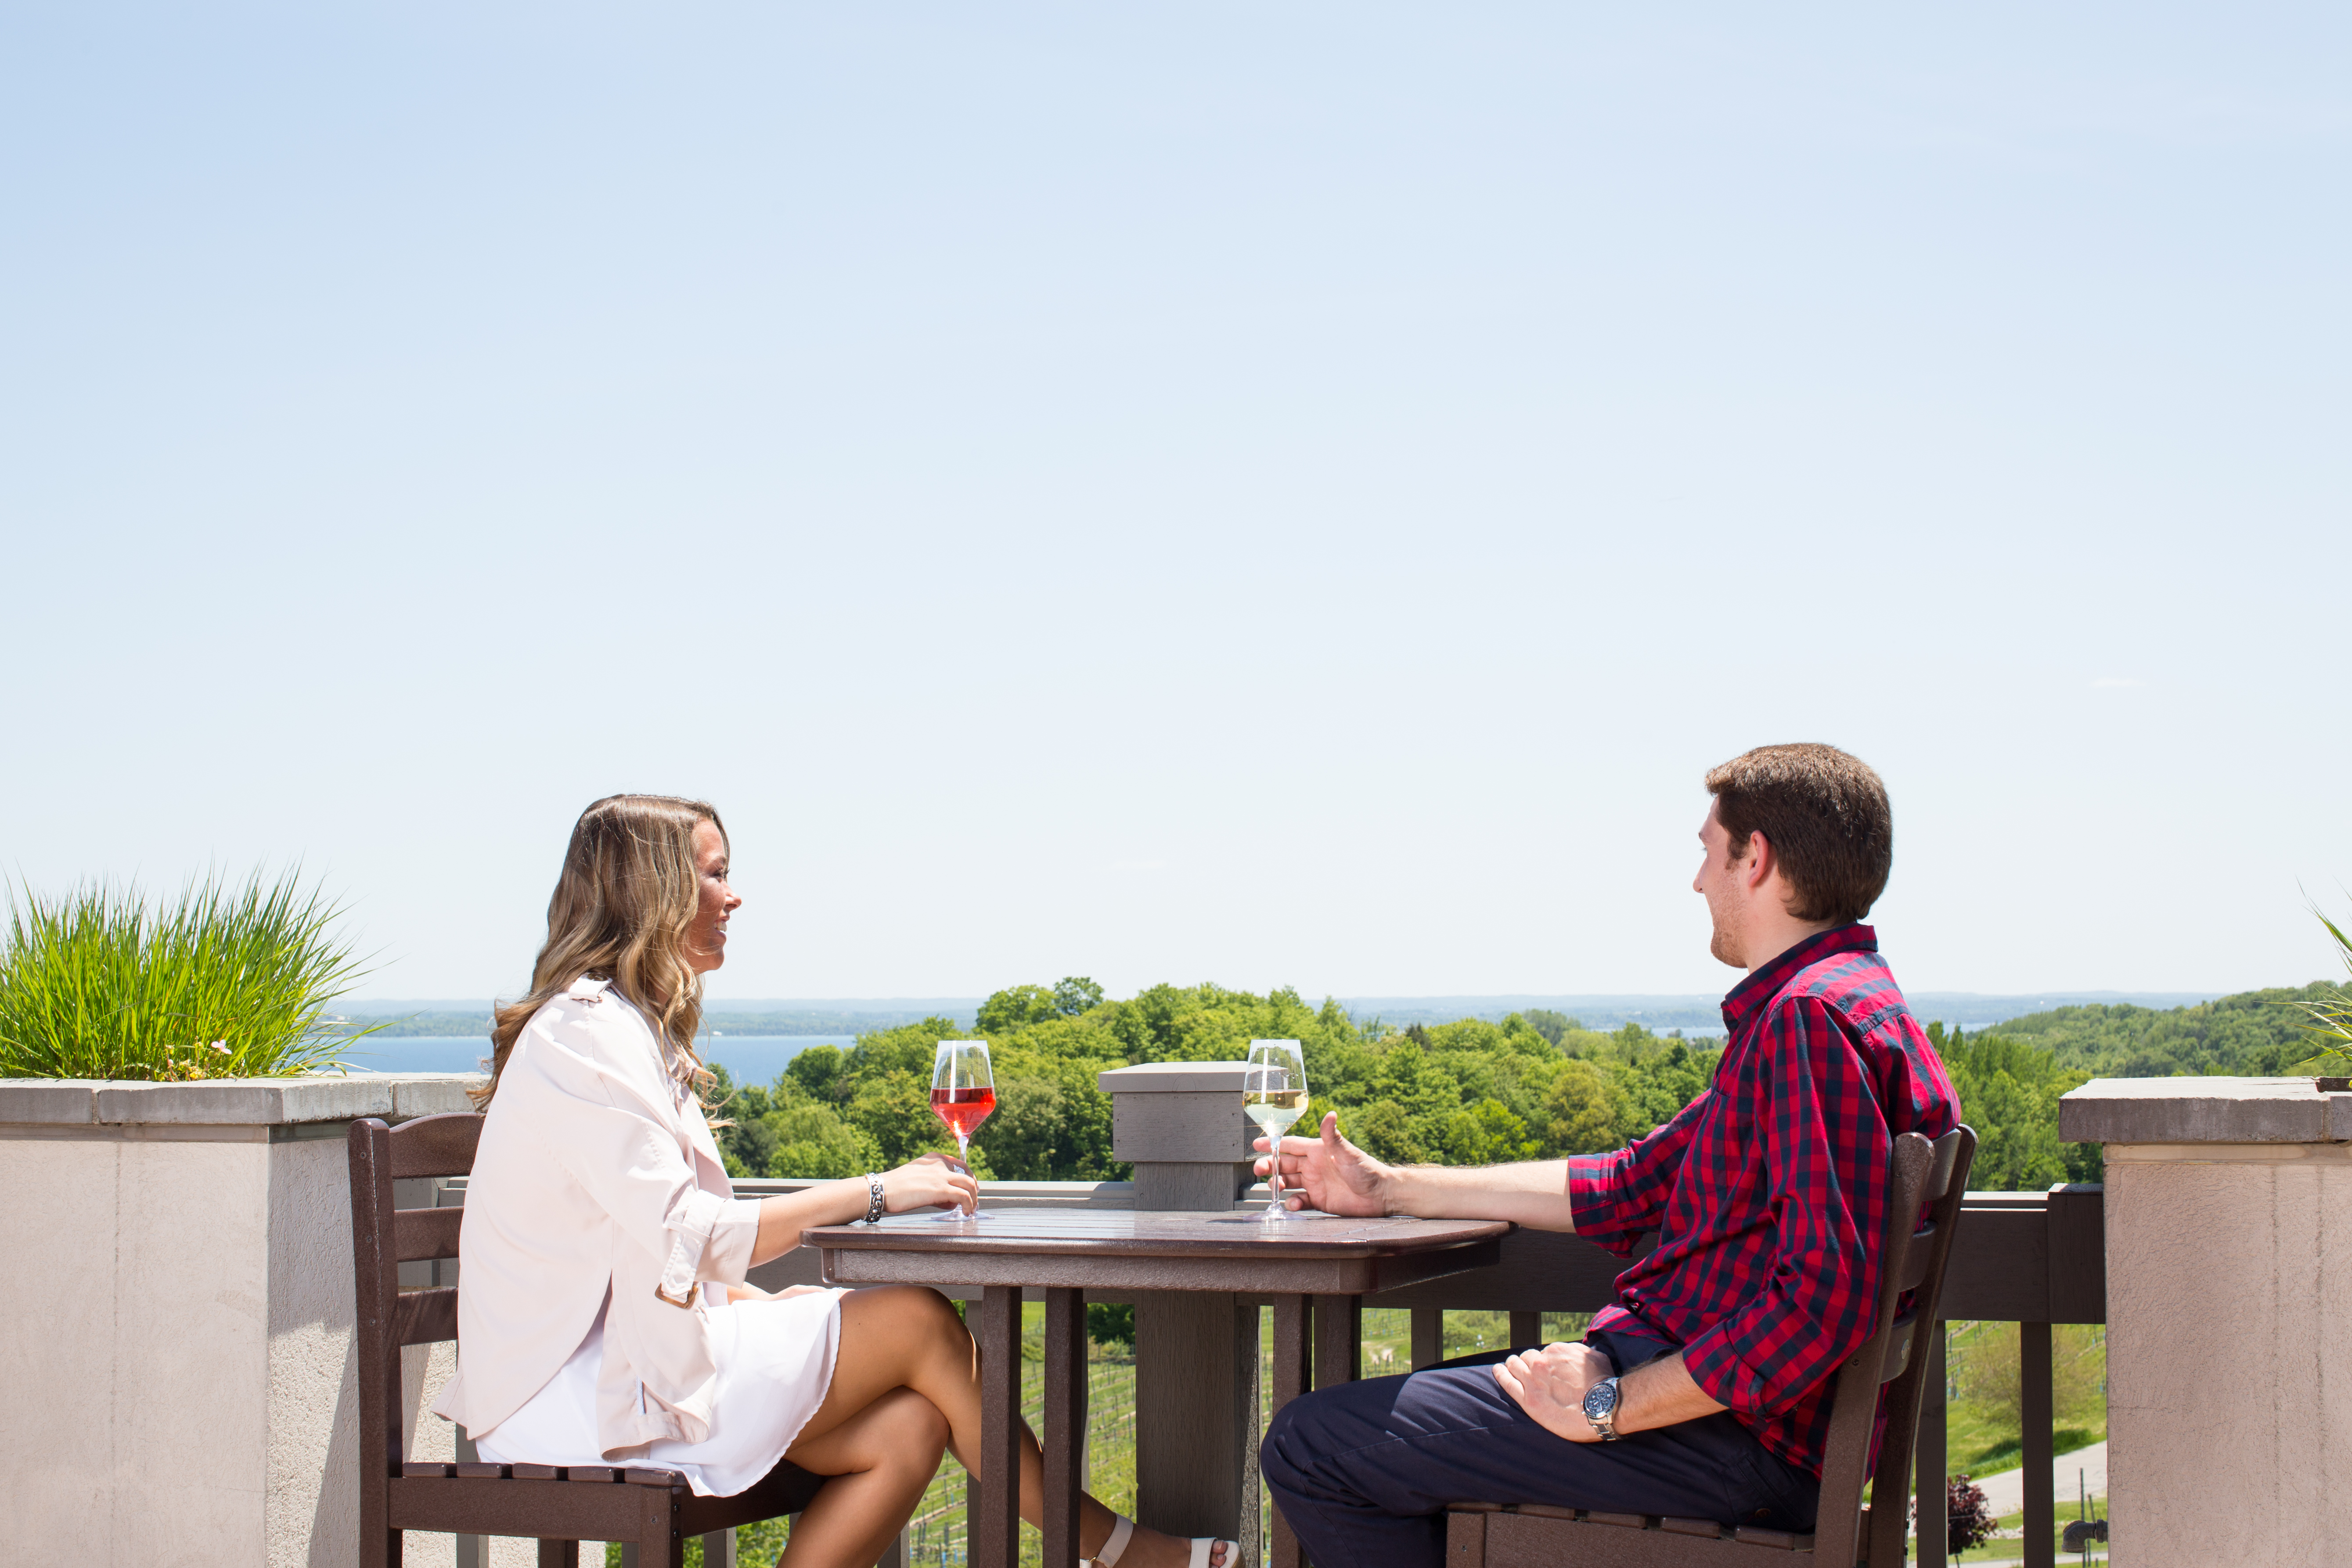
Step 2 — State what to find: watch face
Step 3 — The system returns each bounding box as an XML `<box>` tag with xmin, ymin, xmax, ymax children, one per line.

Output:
<box><xmin>1582</xmin><ymin>1380</ymin><xmax>1617</xmax><ymax>1419</ymax></box>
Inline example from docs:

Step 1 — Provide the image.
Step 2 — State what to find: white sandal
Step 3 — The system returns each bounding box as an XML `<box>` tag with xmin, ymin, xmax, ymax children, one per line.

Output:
<box><xmin>1086</xmin><ymin>1512</ymin><xmax>1243</xmax><ymax>1568</ymax></box>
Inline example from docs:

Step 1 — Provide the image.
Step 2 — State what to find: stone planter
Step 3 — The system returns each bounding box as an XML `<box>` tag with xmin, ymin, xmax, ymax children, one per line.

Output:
<box><xmin>2059</xmin><ymin>1076</ymin><xmax>2352</xmax><ymax>1568</ymax></box>
<box><xmin>0</xmin><ymin>1074</ymin><xmax>487</xmax><ymax>1566</ymax></box>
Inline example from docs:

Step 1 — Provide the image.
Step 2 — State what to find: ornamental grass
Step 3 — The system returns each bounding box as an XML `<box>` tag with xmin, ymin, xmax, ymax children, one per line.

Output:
<box><xmin>0</xmin><ymin>871</ymin><xmax>378</xmax><ymax>1080</ymax></box>
<box><xmin>2297</xmin><ymin>908</ymin><xmax>2352</xmax><ymax>1077</ymax></box>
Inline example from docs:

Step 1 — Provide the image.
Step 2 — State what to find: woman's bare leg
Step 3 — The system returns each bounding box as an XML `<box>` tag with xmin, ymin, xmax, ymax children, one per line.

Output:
<box><xmin>788</xmin><ymin>1287</ymin><xmax>1232</xmax><ymax>1568</ymax></box>
<box><xmin>781</xmin><ymin>1386</ymin><xmax>949</xmax><ymax>1568</ymax></box>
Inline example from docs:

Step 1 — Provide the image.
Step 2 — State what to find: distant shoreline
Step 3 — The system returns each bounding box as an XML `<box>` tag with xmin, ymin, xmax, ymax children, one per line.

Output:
<box><xmin>332</xmin><ymin>988</ymin><xmax>2235</xmax><ymax>1038</ymax></box>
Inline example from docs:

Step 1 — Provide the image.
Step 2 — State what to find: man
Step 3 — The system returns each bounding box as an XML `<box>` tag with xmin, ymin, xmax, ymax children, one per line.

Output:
<box><xmin>1257</xmin><ymin>743</ymin><xmax>1960</xmax><ymax>1566</ymax></box>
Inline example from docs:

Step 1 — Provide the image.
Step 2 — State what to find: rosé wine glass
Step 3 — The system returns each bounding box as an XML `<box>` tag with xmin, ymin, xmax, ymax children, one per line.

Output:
<box><xmin>929</xmin><ymin>1039</ymin><xmax>994</xmax><ymax>1222</ymax></box>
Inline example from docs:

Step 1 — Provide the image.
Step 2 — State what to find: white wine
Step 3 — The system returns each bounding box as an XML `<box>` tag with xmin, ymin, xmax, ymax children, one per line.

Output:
<box><xmin>1244</xmin><ymin>1092</ymin><xmax>1307</xmax><ymax>1140</ymax></box>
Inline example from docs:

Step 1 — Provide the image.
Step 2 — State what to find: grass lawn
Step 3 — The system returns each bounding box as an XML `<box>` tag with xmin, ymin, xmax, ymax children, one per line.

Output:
<box><xmin>1950</xmin><ymin>1496</ymin><xmax>2107</xmax><ymax>1564</ymax></box>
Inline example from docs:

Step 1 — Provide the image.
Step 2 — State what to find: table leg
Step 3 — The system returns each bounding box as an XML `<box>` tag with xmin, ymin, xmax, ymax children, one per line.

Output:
<box><xmin>1269</xmin><ymin>1296</ymin><xmax>1311</xmax><ymax>1568</ymax></box>
<box><xmin>977</xmin><ymin>1285</ymin><xmax>1023</xmax><ymax>1568</ymax></box>
<box><xmin>1045</xmin><ymin>1288</ymin><xmax>1087</xmax><ymax>1568</ymax></box>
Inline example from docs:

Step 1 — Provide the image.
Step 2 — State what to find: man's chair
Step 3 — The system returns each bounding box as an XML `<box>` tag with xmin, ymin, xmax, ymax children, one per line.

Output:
<box><xmin>1445</xmin><ymin>1124</ymin><xmax>1976</xmax><ymax>1568</ymax></box>
<box><xmin>351</xmin><ymin>1112</ymin><xmax>827</xmax><ymax>1567</ymax></box>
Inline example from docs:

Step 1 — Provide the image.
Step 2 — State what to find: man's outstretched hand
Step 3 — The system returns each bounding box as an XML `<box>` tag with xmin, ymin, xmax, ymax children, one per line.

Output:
<box><xmin>1253</xmin><ymin>1111</ymin><xmax>1389</xmax><ymax>1216</ymax></box>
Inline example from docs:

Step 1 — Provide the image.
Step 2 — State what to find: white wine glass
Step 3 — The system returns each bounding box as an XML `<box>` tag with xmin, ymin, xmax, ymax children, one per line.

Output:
<box><xmin>929</xmin><ymin>1039</ymin><xmax>995</xmax><ymax>1223</ymax></box>
<box><xmin>1243</xmin><ymin>1039</ymin><xmax>1308</xmax><ymax>1222</ymax></box>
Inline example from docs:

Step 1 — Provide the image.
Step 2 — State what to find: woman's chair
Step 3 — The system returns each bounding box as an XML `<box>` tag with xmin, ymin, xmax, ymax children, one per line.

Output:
<box><xmin>350</xmin><ymin>1111</ymin><xmax>827</xmax><ymax>1567</ymax></box>
<box><xmin>1444</xmin><ymin>1124</ymin><xmax>1976</xmax><ymax>1568</ymax></box>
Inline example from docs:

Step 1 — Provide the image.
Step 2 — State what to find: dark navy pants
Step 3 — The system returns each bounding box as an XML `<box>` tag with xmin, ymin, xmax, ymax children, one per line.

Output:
<box><xmin>1260</xmin><ymin>1331</ymin><xmax>1819</xmax><ymax>1568</ymax></box>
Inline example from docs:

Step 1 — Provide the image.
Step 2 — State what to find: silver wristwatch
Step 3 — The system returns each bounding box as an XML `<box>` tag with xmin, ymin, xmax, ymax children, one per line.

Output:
<box><xmin>862</xmin><ymin>1172</ymin><xmax>887</xmax><ymax>1224</ymax></box>
<box><xmin>1581</xmin><ymin>1375</ymin><xmax>1623</xmax><ymax>1441</ymax></box>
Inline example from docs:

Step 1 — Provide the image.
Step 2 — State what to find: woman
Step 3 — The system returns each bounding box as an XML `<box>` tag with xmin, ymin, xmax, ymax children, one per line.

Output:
<box><xmin>432</xmin><ymin>794</ymin><xmax>1238</xmax><ymax>1568</ymax></box>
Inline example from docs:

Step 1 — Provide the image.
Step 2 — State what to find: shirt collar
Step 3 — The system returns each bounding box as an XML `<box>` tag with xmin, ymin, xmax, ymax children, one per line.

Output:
<box><xmin>1719</xmin><ymin>923</ymin><xmax>1878</xmax><ymax>1035</ymax></box>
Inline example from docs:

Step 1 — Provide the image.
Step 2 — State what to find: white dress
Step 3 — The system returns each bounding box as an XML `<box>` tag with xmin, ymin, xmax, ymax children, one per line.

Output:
<box><xmin>476</xmin><ymin>1282</ymin><xmax>847</xmax><ymax>1496</ymax></box>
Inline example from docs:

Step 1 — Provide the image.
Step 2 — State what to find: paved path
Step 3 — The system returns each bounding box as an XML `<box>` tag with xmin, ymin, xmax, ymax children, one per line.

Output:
<box><xmin>1969</xmin><ymin>1441</ymin><xmax>2107</xmax><ymax>1516</ymax></box>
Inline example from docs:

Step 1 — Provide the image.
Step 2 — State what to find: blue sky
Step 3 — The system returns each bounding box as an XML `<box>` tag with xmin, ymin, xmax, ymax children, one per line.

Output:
<box><xmin>4</xmin><ymin>4</ymin><xmax>2348</xmax><ymax>1001</ymax></box>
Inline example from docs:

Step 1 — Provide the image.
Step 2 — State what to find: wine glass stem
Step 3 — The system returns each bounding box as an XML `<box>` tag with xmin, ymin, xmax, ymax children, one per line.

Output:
<box><xmin>957</xmin><ymin>1133</ymin><xmax>972</xmax><ymax>1212</ymax></box>
<box><xmin>1268</xmin><ymin>1165</ymin><xmax>1283</xmax><ymax>1218</ymax></box>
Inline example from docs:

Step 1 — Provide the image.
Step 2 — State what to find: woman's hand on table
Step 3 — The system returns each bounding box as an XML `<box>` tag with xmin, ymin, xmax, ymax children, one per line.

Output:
<box><xmin>884</xmin><ymin>1152</ymin><xmax>980</xmax><ymax>1216</ymax></box>
<box><xmin>1254</xmin><ymin>1111</ymin><xmax>1390</xmax><ymax>1216</ymax></box>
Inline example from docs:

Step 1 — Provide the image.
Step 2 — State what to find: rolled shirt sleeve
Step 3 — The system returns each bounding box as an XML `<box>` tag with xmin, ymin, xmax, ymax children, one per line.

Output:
<box><xmin>688</xmin><ymin>1193</ymin><xmax>764</xmax><ymax>1291</ymax></box>
<box><xmin>1567</xmin><ymin>1093</ymin><xmax>1707</xmax><ymax>1256</ymax></box>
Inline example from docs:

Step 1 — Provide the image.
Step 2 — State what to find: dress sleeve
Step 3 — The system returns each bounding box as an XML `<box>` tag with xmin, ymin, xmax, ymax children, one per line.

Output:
<box><xmin>515</xmin><ymin>1002</ymin><xmax>763</xmax><ymax>1303</ymax></box>
<box><xmin>1567</xmin><ymin>1091</ymin><xmax>1707</xmax><ymax>1257</ymax></box>
<box><xmin>1677</xmin><ymin>996</ymin><xmax>1888</xmax><ymax>1417</ymax></box>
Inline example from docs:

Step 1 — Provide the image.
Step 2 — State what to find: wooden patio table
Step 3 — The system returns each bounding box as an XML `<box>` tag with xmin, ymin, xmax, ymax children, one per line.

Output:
<box><xmin>806</xmin><ymin>1208</ymin><xmax>1511</xmax><ymax>1568</ymax></box>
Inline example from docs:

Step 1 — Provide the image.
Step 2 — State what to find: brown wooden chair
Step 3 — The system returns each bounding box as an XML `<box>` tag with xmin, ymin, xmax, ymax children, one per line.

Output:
<box><xmin>351</xmin><ymin>1112</ymin><xmax>827</xmax><ymax>1568</ymax></box>
<box><xmin>1445</xmin><ymin>1124</ymin><xmax>1976</xmax><ymax>1568</ymax></box>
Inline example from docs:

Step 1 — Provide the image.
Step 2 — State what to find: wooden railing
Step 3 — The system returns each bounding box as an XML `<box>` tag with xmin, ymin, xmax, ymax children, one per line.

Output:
<box><xmin>439</xmin><ymin>1176</ymin><xmax>2106</xmax><ymax>1568</ymax></box>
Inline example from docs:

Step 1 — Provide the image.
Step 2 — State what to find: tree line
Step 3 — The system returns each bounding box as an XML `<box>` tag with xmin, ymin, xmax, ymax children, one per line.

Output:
<box><xmin>706</xmin><ymin>976</ymin><xmax>2341</xmax><ymax>1192</ymax></box>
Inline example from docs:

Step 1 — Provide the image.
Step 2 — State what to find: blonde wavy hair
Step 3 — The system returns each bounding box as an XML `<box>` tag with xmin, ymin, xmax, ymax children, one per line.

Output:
<box><xmin>472</xmin><ymin>793</ymin><xmax>725</xmax><ymax>1110</ymax></box>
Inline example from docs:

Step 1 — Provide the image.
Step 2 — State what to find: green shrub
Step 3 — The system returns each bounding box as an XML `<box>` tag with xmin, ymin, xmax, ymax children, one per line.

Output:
<box><xmin>0</xmin><ymin>872</ymin><xmax>376</xmax><ymax>1080</ymax></box>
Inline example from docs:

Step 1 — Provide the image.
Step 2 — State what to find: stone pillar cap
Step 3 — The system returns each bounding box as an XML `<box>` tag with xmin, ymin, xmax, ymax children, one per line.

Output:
<box><xmin>0</xmin><ymin>1072</ymin><xmax>483</xmax><ymax>1126</ymax></box>
<box><xmin>1097</xmin><ymin>1060</ymin><xmax>1254</xmax><ymax>1094</ymax></box>
<box><xmin>2058</xmin><ymin>1075</ymin><xmax>2352</xmax><ymax>1145</ymax></box>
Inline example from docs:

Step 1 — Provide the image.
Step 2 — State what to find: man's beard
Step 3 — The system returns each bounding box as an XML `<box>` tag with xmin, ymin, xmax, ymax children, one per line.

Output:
<box><xmin>1706</xmin><ymin>892</ymin><xmax>1743</xmax><ymax>968</ymax></box>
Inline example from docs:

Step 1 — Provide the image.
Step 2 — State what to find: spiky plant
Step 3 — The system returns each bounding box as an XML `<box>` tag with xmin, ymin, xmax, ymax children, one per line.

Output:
<box><xmin>0</xmin><ymin>872</ymin><xmax>380</xmax><ymax>1080</ymax></box>
<box><xmin>2295</xmin><ymin>909</ymin><xmax>2352</xmax><ymax>1078</ymax></box>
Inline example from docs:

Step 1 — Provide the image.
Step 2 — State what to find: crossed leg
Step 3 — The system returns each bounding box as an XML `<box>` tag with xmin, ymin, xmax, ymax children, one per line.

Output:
<box><xmin>781</xmin><ymin>1286</ymin><xmax>1230</xmax><ymax>1568</ymax></box>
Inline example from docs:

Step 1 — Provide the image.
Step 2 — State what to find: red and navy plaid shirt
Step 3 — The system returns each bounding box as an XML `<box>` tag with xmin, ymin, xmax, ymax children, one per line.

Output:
<box><xmin>1567</xmin><ymin>923</ymin><xmax>1959</xmax><ymax>1478</ymax></box>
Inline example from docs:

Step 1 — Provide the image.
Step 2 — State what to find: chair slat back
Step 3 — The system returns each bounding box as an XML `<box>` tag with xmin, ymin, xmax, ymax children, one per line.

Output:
<box><xmin>395</xmin><ymin>1205</ymin><xmax>466</xmax><ymax>1263</ymax></box>
<box><xmin>349</xmin><ymin>1110</ymin><xmax>486</xmax><ymax>1534</ymax></box>
<box><xmin>1808</xmin><ymin>1125</ymin><xmax>1976</xmax><ymax>1568</ymax></box>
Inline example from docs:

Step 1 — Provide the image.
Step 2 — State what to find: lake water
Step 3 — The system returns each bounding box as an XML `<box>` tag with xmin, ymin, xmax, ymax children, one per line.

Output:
<box><xmin>340</xmin><ymin>1036</ymin><xmax>854</xmax><ymax>1088</ymax></box>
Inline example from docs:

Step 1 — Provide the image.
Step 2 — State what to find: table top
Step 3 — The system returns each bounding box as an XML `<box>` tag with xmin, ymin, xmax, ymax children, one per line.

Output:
<box><xmin>808</xmin><ymin>1208</ymin><xmax>1509</xmax><ymax>1257</ymax></box>
<box><xmin>805</xmin><ymin>1207</ymin><xmax>1511</xmax><ymax>1294</ymax></box>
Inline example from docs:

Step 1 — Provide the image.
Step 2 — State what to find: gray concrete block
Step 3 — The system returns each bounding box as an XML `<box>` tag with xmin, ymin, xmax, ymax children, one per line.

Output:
<box><xmin>388</xmin><ymin>1075</ymin><xmax>486</xmax><ymax>1121</ymax></box>
<box><xmin>94</xmin><ymin>1077</ymin><xmax>399</xmax><ymax>1125</ymax></box>
<box><xmin>0</xmin><ymin>1080</ymin><xmax>102</xmax><ymax>1124</ymax></box>
<box><xmin>1099</xmin><ymin>1060</ymin><xmax>1255</xmax><ymax>1094</ymax></box>
<box><xmin>1131</xmin><ymin>1161</ymin><xmax>1255</xmax><ymax>1211</ymax></box>
<box><xmin>2058</xmin><ymin>1076</ymin><xmax>2334</xmax><ymax>1145</ymax></box>
<box><xmin>1113</xmin><ymin>1090</ymin><xmax>1257</xmax><ymax>1162</ymax></box>
<box><xmin>2330</xmin><ymin>1093</ymin><xmax>2352</xmax><ymax>1141</ymax></box>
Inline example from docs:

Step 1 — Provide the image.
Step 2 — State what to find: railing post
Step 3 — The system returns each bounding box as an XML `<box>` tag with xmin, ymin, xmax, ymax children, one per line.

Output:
<box><xmin>2020</xmin><ymin>1321</ymin><xmax>2053</xmax><ymax>1568</ymax></box>
<box><xmin>1916</xmin><ymin>1321</ymin><xmax>1947</xmax><ymax>1568</ymax></box>
<box><xmin>1313</xmin><ymin>1296</ymin><xmax>1361</xmax><ymax>1391</ymax></box>
<box><xmin>1409</xmin><ymin>1307</ymin><xmax>1443</xmax><ymax>1371</ymax></box>
<box><xmin>700</xmin><ymin>1528</ymin><xmax>735</xmax><ymax>1566</ymax></box>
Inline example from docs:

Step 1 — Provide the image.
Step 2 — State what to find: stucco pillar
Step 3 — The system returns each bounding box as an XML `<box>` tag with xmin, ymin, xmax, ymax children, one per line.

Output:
<box><xmin>2059</xmin><ymin>1076</ymin><xmax>2352</xmax><ymax>1568</ymax></box>
<box><xmin>0</xmin><ymin>1073</ymin><xmax>479</xmax><ymax>1567</ymax></box>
